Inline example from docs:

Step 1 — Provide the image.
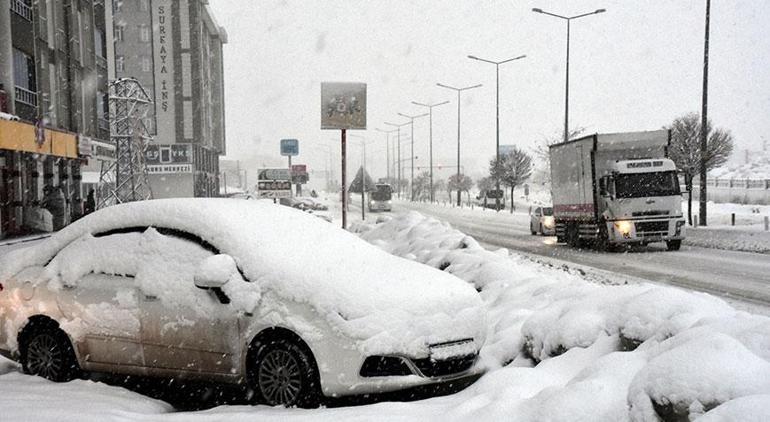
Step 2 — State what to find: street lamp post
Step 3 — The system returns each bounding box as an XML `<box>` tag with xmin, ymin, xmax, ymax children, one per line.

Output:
<box><xmin>467</xmin><ymin>54</ymin><xmax>526</xmax><ymax>211</ymax></box>
<box><xmin>375</xmin><ymin>128</ymin><xmax>398</xmax><ymax>184</ymax></box>
<box><xmin>384</xmin><ymin>121</ymin><xmax>411</xmax><ymax>198</ymax></box>
<box><xmin>397</xmin><ymin>112</ymin><xmax>428</xmax><ymax>201</ymax></box>
<box><xmin>436</xmin><ymin>82</ymin><xmax>482</xmax><ymax>206</ymax></box>
<box><xmin>411</xmin><ymin>100</ymin><xmax>449</xmax><ymax>202</ymax></box>
<box><xmin>532</xmin><ymin>7</ymin><xmax>606</xmax><ymax>143</ymax></box>
<box><xmin>349</xmin><ymin>134</ymin><xmax>374</xmax><ymax>221</ymax></box>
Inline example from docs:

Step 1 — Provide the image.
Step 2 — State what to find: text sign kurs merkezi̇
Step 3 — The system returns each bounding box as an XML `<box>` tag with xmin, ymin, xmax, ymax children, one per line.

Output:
<box><xmin>321</xmin><ymin>82</ymin><xmax>367</xmax><ymax>130</ymax></box>
<box><xmin>256</xmin><ymin>168</ymin><xmax>292</xmax><ymax>198</ymax></box>
<box><xmin>280</xmin><ymin>139</ymin><xmax>299</xmax><ymax>156</ymax></box>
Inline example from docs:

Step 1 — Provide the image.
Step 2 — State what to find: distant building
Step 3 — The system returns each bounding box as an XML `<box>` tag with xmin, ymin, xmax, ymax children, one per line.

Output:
<box><xmin>0</xmin><ymin>0</ymin><xmax>113</xmax><ymax>238</ymax></box>
<box><xmin>112</xmin><ymin>0</ymin><xmax>227</xmax><ymax>198</ymax></box>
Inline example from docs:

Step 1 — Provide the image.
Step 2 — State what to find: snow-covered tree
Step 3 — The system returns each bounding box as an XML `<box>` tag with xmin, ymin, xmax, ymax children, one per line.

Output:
<box><xmin>667</xmin><ymin>113</ymin><xmax>734</xmax><ymax>225</ymax></box>
<box><xmin>489</xmin><ymin>146</ymin><xmax>533</xmax><ymax>212</ymax></box>
<box><xmin>448</xmin><ymin>174</ymin><xmax>473</xmax><ymax>204</ymax></box>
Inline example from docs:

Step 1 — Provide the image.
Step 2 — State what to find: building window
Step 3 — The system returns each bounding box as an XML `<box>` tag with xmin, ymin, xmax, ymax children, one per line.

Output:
<box><xmin>139</xmin><ymin>0</ymin><xmax>149</xmax><ymax>12</ymax></box>
<box><xmin>115</xmin><ymin>55</ymin><xmax>125</xmax><ymax>72</ymax></box>
<box><xmin>12</xmin><ymin>48</ymin><xmax>36</xmax><ymax>91</ymax></box>
<box><xmin>94</xmin><ymin>28</ymin><xmax>106</xmax><ymax>58</ymax></box>
<box><xmin>114</xmin><ymin>24</ymin><xmax>125</xmax><ymax>42</ymax></box>
<box><xmin>141</xmin><ymin>56</ymin><xmax>151</xmax><ymax>72</ymax></box>
<box><xmin>139</xmin><ymin>25</ymin><xmax>151</xmax><ymax>42</ymax></box>
<box><xmin>112</xmin><ymin>0</ymin><xmax>123</xmax><ymax>13</ymax></box>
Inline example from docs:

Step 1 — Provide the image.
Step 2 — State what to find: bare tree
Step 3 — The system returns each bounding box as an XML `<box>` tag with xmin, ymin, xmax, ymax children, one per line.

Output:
<box><xmin>490</xmin><ymin>146</ymin><xmax>533</xmax><ymax>212</ymax></box>
<box><xmin>667</xmin><ymin>113</ymin><xmax>734</xmax><ymax>225</ymax></box>
<box><xmin>413</xmin><ymin>171</ymin><xmax>431</xmax><ymax>201</ymax></box>
<box><xmin>533</xmin><ymin>127</ymin><xmax>586</xmax><ymax>187</ymax></box>
<box><xmin>448</xmin><ymin>174</ymin><xmax>473</xmax><ymax>205</ymax></box>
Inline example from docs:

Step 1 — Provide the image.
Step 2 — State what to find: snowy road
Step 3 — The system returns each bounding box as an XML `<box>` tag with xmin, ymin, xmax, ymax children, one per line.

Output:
<box><xmin>377</xmin><ymin>201</ymin><xmax>770</xmax><ymax>308</ymax></box>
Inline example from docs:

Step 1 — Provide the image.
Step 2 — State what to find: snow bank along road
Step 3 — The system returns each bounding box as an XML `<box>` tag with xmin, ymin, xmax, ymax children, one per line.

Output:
<box><xmin>385</xmin><ymin>201</ymin><xmax>770</xmax><ymax>308</ymax></box>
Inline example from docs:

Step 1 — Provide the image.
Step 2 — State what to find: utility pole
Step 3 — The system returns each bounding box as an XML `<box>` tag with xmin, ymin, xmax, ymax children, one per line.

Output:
<box><xmin>375</xmin><ymin>127</ymin><xmax>398</xmax><ymax>183</ymax></box>
<box><xmin>699</xmin><ymin>0</ymin><xmax>711</xmax><ymax>226</ymax></box>
<box><xmin>437</xmin><ymin>82</ymin><xmax>482</xmax><ymax>206</ymax></box>
<box><xmin>411</xmin><ymin>100</ymin><xmax>449</xmax><ymax>202</ymax></box>
<box><xmin>397</xmin><ymin>112</ymin><xmax>428</xmax><ymax>201</ymax></box>
<box><xmin>468</xmin><ymin>54</ymin><xmax>526</xmax><ymax>211</ymax></box>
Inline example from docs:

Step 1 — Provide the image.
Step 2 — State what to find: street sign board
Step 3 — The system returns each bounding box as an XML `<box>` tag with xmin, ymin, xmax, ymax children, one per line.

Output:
<box><xmin>321</xmin><ymin>82</ymin><xmax>367</xmax><ymax>130</ymax></box>
<box><xmin>280</xmin><ymin>139</ymin><xmax>299</xmax><ymax>156</ymax></box>
<box><xmin>257</xmin><ymin>168</ymin><xmax>290</xmax><ymax>181</ymax></box>
<box><xmin>256</xmin><ymin>168</ymin><xmax>292</xmax><ymax>198</ymax></box>
<box><xmin>291</xmin><ymin>164</ymin><xmax>307</xmax><ymax>175</ymax></box>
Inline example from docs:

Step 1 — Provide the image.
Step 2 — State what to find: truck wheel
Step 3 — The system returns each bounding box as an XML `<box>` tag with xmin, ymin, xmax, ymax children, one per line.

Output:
<box><xmin>566</xmin><ymin>223</ymin><xmax>580</xmax><ymax>248</ymax></box>
<box><xmin>666</xmin><ymin>240</ymin><xmax>682</xmax><ymax>251</ymax></box>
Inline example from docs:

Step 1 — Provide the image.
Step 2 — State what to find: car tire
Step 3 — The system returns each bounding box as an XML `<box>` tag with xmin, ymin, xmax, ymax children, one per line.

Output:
<box><xmin>530</xmin><ymin>223</ymin><xmax>537</xmax><ymax>235</ymax></box>
<box><xmin>250</xmin><ymin>339</ymin><xmax>320</xmax><ymax>408</ymax></box>
<box><xmin>666</xmin><ymin>240</ymin><xmax>682</xmax><ymax>251</ymax></box>
<box><xmin>22</xmin><ymin>327</ymin><xmax>79</xmax><ymax>382</ymax></box>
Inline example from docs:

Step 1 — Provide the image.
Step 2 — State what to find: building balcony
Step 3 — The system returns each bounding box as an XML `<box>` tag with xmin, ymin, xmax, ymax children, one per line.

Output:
<box><xmin>14</xmin><ymin>86</ymin><xmax>37</xmax><ymax>107</ymax></box>
<box><xmin>11</xmin><ymin>0</ymin><xmax>32</xmax><ymax>21</ymax></box>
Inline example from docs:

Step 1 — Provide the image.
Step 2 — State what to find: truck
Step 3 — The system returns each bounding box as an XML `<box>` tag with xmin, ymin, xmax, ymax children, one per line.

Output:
<box><xmin>477</xmin><ymin>188</ymin><xmax>505</xmax><ymax>210</ymax></box>
<box><xmin>549</xmin><ymin>130</ymin><xmax>685</xmax><ymax>251</ymax></box>
<box><xmin>368</xmin><ymin>183</ymin><xmax>393</xmax><ymax>211</ymax></box>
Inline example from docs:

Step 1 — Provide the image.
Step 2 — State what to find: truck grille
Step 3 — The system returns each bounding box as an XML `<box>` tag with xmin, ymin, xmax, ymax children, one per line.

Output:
<box><xmin>412</xmin><ymin>354</ymin><xmax>477</xmax><ymax>378</ymax></box>
<box><xmin>635</xmin><ymin>221</ymin><xmax>669</xmax><ymax>233</ymax></box>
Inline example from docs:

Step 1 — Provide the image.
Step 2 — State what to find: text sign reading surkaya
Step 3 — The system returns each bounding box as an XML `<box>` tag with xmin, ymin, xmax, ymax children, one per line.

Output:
<box><xmin>321</xmin><ymin>82</ymin><xmax>367</xmax><ymax>130</ymax></box>
<box><xmin>280</xmin><ymin>139</ymin><xmax>299</xmax><ymax>156</ymax></box>
<box><xmin>152</xmin><ymin>0</ymin><xmax>175</xmax><ymax>141</ymax></box>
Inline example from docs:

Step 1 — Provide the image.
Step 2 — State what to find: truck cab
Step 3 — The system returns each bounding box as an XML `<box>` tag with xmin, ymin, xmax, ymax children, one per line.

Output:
<box><xmin>598</xmin><ymin>159</ymin><xmax>685</xmax><ymax>249</ymax></box>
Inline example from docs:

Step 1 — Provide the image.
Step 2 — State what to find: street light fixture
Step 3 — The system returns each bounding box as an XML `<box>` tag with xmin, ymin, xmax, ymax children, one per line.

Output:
<box><xmin>467</xmin><ymin>53</ymin><xmax>526</xmax><ymax>211</ymax></box>
<box><xmin>384</xmin><ymin>120</ymin><xmax>412</xmax><ymax>198</ymax></box>
<box><xmin>436</xmin><ymin>82</ymin><xmax>482</xmax><ymax>207</ymax></box>
<box><xmin>411</xmin><ymin>100</ymin><xmax>449</xmax><ymax>202</ymax></box>
<box><xmin>397</xmin><ymin>111</ymin><xmax>429</xmax><ymax>201</ymax></box>
<box><xmin>532</xmin><ymin>7</ymin><xmax>606</xmax><ymax>143</ymax></box>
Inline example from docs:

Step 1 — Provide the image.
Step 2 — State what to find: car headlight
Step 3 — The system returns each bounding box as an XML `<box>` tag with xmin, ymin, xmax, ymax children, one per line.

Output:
<box><xmin>543</xmin><ymin>216</ymin><xmax>555</xmax><ymax>228</ymax></box>
<box><xmin>614</xmin><ymin>220</ymin><xmax>633</xmax><ymax>235</ymax></box>
<box><xmin>386</xmin><ymin>200</ymin><xmax>392</xmax><ymax>205</ymax></box>
<box><xmin>370</xmin><ymin>201</ymin><xmax>375</xmax><ymax>205</ymax></box>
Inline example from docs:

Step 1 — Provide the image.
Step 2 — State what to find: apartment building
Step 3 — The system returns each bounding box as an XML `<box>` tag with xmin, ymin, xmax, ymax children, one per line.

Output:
<box><xmin>0</xmin><ymin>0</ymin><xmax>112</xmax><ymax>238</ymax></box>
<box><xmin>112</xmin><ymin>0</ymin><xmax>226</xmax><ymax>198</ymax></box>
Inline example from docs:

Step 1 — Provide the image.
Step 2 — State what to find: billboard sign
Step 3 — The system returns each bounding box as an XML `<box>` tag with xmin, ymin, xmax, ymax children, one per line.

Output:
<box><xmin>291</xmin><ymin>164</ymin><xmax>309</xmax><ymax>184</ymax></box>
<box><xmin>257</xmin><ymin>168</ymin><xmax>292</xmax><ymax>198</ymax></box>
<box><xmin>146</xmin><ymin>144</ymin><xmax>192</xmax><ymax>165</ymax></box>
<box><xmin>321</xmin><ymin>82</ymin><xmax>367</xmax><ymax>130</ymax></box>
<box><xmin>280</xmin><ymin>139</ymin><xmax>299</xmax><ymax>156</ymax></box>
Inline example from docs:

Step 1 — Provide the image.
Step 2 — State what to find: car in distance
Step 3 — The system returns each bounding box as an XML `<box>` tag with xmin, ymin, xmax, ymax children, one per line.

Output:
<box><xmin>530</xmin><ymin>206</ymin><xmax>555</xmax><ymax>236</ymax></box>
<box><xmin>0</xmin><ymin>199</ymin><xmax>485</xmax><ymax>407</ymax></box>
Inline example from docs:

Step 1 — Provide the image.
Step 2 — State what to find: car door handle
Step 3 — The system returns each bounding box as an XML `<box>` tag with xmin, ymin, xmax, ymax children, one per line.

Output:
<box><xmin>144</xmin><ymin>294</ymin><xmax>159</xmax><ymax>301</ymax></box>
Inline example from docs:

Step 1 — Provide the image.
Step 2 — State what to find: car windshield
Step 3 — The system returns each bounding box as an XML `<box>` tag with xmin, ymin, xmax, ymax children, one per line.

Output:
<box><xmin>615</xmin><ymin>171</ymin><xmax>681</xmax><ymax>198</ymax></box>
<box><xmin>486</xmin><ymin>190</ymin><xmax>504</xmax><ymax>199</ymax></box>
<box><xmin>543</xmin><ymin>207</ymin><xmax>553</xmax><ymax>216</ymax></box>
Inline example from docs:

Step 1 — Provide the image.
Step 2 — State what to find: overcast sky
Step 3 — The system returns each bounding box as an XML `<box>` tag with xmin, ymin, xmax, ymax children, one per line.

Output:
<box><xmin>209</xmin><ymin>0</ymin><xmax>770</xmax><ymax>184</ymax></box>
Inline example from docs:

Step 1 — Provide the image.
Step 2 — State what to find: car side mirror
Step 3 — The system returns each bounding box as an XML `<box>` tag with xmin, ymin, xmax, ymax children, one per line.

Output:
<box><xmin>194</xmin><ymin>254</ymin><xmax>237</xmax><ymax>289</ymax></box>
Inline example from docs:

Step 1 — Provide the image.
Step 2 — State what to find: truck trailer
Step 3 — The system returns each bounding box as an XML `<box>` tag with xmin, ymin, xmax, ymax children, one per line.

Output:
<box><xmin>549</xmin><ymin>130</ymin><xmax>685</xmax><ymax>251</ymax></box>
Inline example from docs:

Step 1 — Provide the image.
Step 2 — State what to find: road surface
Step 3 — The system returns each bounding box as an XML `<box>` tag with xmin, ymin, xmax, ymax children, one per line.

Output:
<box><xmin>362</xmin><ymin>201</ymin><xmax>770</xmax><ymax>309</ymax></box>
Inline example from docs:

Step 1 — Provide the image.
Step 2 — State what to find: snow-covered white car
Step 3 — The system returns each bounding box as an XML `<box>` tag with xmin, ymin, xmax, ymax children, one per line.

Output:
<box><xmin>529</xmin><ymin>206</ymin><xmax>555</xmax><ymax>236</ymax></box>
<box><xmin>0</xmin><ymin>199</ymin><xmax>485</xmax><ymax>407</ymax></box>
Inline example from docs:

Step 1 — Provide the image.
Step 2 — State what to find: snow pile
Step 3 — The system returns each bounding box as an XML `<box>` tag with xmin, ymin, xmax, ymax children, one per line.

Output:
<box><xmin>0</xmin><ymin>199</ymin><xmax>484</xmax><ymax>357</ymax></box>
<box><xmin>711</xmin><ymin>149</ymin><xmax>770</xmax><ymax>179</ymax></box>
<box><xmin>357</xmin><ymin>211</ymin><xmax>770</xmax><ymax>420</ymax></box>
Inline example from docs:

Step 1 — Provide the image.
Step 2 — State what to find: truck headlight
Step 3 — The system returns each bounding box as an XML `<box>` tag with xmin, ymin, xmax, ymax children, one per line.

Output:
<box><xmin>386</xmin><ymin>200</ymin><xmax>392</xmax><ymax>205</ymax></box>
<box><xmin>370</xmin><ymin>201</ymin><xmax>375</xmax><ymax>206</ymax></box>
<box><xmin>614</xmin><ymin>220</ymin><xmax>633</xmax><ymax>235</ymax></box>
<box><xmin>676</xmin><ymin>220</ymin><xmax>685</xmax><ymax>235</ymax></box>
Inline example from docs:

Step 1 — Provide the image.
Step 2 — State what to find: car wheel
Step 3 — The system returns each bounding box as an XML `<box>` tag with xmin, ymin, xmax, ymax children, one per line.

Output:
<box><xmin>252</xmin><ymin>339</ymin><xmax>320</xmax><ymax>408</ymax></box>
<box><xmin>22</xmin><ymin>328</ymin><xmax>79</xmax><ymax>382</ymax></box>
<box><xmin>666</xmin><ymin>240</ymin><xmax>682</xmax><ymax>251</ymax></box>
<box><xmin>530</xmin><ymin>223</ymin><xmax>537</xmax><ymax>235</ymax></box>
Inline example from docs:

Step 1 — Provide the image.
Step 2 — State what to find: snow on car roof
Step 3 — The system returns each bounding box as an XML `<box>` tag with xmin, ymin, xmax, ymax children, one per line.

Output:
<box><xmin>1</xmin><ymin>198</ymin><xmax>484</xmax><ymax>354</ymax></box>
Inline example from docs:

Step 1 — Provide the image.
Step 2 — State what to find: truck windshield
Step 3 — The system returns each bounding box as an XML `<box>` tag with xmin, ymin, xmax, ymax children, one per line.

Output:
<box><xmin>371</xmin><ymin>191</ymin><xmax>391</xmax><ymax>201</ymax></box>
<box><xmin>615</xmin><ymin>171</ymin><xmax>680</xmax><ymax>198</ymax></box>
<box><xmin>486</xmin><ymin>189</ymin><xmax>504</xmax><ymax>199</ymax></box>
